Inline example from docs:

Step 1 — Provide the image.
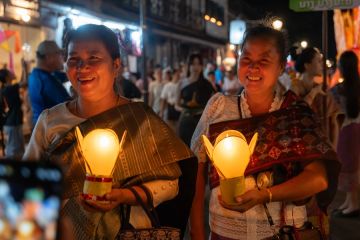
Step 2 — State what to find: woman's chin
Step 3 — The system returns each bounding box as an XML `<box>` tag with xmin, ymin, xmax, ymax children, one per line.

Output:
<box><xmin>245</xmin><ymin>80</ymin><xmax>263</xmax><ymax>90</ymax></box>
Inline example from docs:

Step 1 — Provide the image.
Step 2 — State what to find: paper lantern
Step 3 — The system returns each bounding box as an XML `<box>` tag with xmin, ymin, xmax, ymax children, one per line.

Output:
<box><xmin>202</xmin><ymin>130</ymin><xmax>257</xmax><ymax>205</ymax></box>
<box><xmin>76</xmin><ymin>127</ymin><xmax>127</xmax><ymax>202</ymax></box>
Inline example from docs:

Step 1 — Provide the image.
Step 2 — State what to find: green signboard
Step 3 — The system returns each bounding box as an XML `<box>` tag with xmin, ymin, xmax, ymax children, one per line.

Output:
<box><xmin>290</xmin><ymin>0</ymin><xmax>360</xmax><ymax>12</ymax></box>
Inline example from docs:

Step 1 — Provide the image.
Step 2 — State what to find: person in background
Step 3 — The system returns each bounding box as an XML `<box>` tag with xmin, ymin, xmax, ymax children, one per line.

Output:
<box><xmin>190</xmin><ymin>23</ymin><xmax>340</xmax><ymax>240</ymax></box>
<box><xmin>28</xmin><ymin>40</ymin><xmax>70</xmax><ymax>127</ymax></box>
<box><xmin>179</xmin><ymin>62</ymin><xmax>187</xmax><ymax>80</ymax></box>
<box><xmin>177</xmin><ymin>53</ymin><xmax>215</xmax><ymax>146</ymax></box>
<box><xmin>160</xmin><ymin>68</ymin><xmax>181</xmax><ymax>131</ymax></box>
<box><xmin>23</xmin><ymin>24</ymin><xmax>196</xmax><ymax>239</ymax></box>
<box><xmin>203</xmin><ymin>62</ymin><xmax>215</xmax><ymax>80</ymax></box>
<box><xmin>291</xmin><ymin>47</ymin><xmax>342</xmax><ymax>147</ymax></box>
<box><xmin>62</xmin><ymin>18</ymin><xmax>74</xmax><ymax>48</ymax></box>
<box><xmin>332</xmin><ymin>50</ymin><xmax>360</xmax><ymax>217</ymax></box>
<box><xmin>162</xmin><ymin>67</ymin><xmax>172</xmax><ymax>84</ymax></box>
<box><xmin>222</xmin><ymin>67</ymin><xmax>242</xmax><ymax>95</ymax></box>
<box><xmin>149</xmin><ymin>64</ymin><xmax>164</xmax><ymax>115</ymax></box>
<box><xmin>215</xmin><ymin>64</ymin><xmax>225</xmax><ymax>87</ymax></box>
<box><xmin>207</xmin><ymin>71</ymin><xmax>221</xmax><ymax>92</ymax></box>
<box><xmin>115</xmin><ymin>71</ymin><xmax>141</xmax><ymax>100</ymax></box>
<box><xmin>0</xmin><ymin>69</ymin><xmax>25</xmax><ymax>159</ymax></box>
<box><xmin>133</xmin><ymin>72</ymin><xmax>145</xmax><ymax>96</ymax></box>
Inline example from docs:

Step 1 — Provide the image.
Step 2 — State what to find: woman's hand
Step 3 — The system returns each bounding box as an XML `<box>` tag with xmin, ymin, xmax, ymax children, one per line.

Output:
<box><xmin>218</xmin><ymin>188</ymin><xmax>269</xmax><ymax>213</ymax></box>
<box><xmin>80</xmin><ymin>188</ymin><xmax>129</xmax><ymax>212</ymax></box>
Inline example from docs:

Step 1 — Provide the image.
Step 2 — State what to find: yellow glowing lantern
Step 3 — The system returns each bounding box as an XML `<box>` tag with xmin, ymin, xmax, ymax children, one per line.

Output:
<box><xmin>202</xmin><ymin>130</ymin><xmax>258</xmax><ymax>205</ymax></box>
<box><xmin>76</xmin><ymin>127</ymin><xmax>127</xmax><ymax>202</ymax></box>
<box><xmin>17</xmin><ymin>220</ymin><xmax>35</xmax><ymax>239</ymax></box>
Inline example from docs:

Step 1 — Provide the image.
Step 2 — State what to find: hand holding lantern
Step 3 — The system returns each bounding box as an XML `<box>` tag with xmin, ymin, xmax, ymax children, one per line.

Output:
<box><xmin>202</xmin><ymin>130</ymin><xmax>258</xmax><ymax>205</ymax></box>
<box><xmin>76</xmin><ymin>127</ymin><xmax>127</xmax><ymax>202</ymax></box>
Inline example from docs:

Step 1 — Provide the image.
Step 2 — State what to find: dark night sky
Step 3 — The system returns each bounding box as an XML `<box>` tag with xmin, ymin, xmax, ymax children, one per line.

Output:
<box><xmin>228</xmin><ymin>0</ymin><xmax>337</xmax><ymax>60</ymax></box>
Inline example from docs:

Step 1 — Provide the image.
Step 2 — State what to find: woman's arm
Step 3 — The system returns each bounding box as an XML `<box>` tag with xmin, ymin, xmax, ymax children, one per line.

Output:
<box><xmin>189</xmin><ymin>162</ymin><xmax>207</xmax><ymax>240</ymax></box>
<box><xmin>220</xmin><ymin>160</ymin><xmax>328</xmax><ymax>212</ymax></box>
<box><xmin>83</xmin><ymin>179</ymin><xmax>178</xmax><ymax>212</ymax></box>
<box><xmin>22</xmin><ymin>110</ymin><xmax>49</xmax><ymax>161</ymax></box>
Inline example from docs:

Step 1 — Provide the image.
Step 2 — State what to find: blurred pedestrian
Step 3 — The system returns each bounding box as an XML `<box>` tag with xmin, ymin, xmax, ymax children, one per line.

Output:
<box><xmin>332</xmin><ymin>50</ymin><xmax>360</xmax><ymax>217</ymax></box>
<box><xmin>160</xmin><ymin>68</ymin><xmax>181</xmax><ymax>131</ymax></box>
<box><xmin>222</xmin><ymin>67</ymin><xmax>242</xmax><ymax>95</ymax></box>
<box><xmin>207</xmin><ymin>71</ymin><xmax>221</xmax><ymax>92</ymax></box>
<box><xmin>149</xmin><ymin>65</ymin><xmax>164</xmax><ymax>114</ymax></box>
<box><xmin>0</xmin><ymin>68</ymin><xmax>25</xmax><ymax>159</ymax></box>
<box><xmin>62</xmin><ymin>18</ymin><xmax>74</xmax><ymax>48</ymax></box>
<box><xmin>177</xmin><ymin>53</ymin><xmax>215</xmax><ymax>146</ymax></box>
<box><xmin>28</xmin><ymin>40</ymin><xmax>70</xmax><ymax>127</ymax></box>
<box><xmin>292</xmin><ymin>47</ymin><xmax>342</xmax><ymax>147</ymax></box>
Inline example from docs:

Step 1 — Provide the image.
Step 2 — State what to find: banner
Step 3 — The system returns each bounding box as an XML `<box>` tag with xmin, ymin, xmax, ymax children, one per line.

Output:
<box><xmin>290</xmin><ymin>0</ymin><xmax>360</xmax><ymax>12</ymax></box>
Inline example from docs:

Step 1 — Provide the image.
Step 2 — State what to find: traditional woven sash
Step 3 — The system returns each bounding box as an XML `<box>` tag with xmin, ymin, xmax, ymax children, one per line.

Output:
<box><xmin>46</xmin><ymin>102</ymin><xmax>194</xmax><ymax>239</ymax></box>
<box><xmin>208</xmin><ymin>92</ymin><xmax>340</xmax><ymax>212</ymax></box>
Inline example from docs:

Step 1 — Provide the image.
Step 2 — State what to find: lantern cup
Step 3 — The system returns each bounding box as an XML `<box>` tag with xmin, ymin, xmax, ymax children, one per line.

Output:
<box><xmin>76</xmin><ymin>127</ymin><xmax>127</xmax><ymax>203</ymax></box>
<box><xmin>220</xmin><ymin>176</ymin><xmax>245</xmax><ymax>205</ymax></box>
<box><xmin>202</xmin><ymin>130</ymin><xmax>258</xmax><ymax>206</ymax></box>
<box><xmin>82</xmin><ymin>174</ymin><xmax>113</xmax><ymax>203</ymax></box>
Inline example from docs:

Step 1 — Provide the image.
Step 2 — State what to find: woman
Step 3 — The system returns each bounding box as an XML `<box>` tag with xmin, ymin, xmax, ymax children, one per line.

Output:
<box><xmin>291</xmin><ymin>47</ymin><xmax>342</xmax><ymax>147</ymax></box>
<box><xmin>23</xmin><ymin>24</ymin><xmax>195</xmax><ymax>239</ymax></box>
<box><xmin>160</xmin><ymin>68</ymin><xmax>181</xmax><ymax>131</ymax></box>
<box><xmin>0</xmin><ymin>68</ymin><xmax>25</xmax><ymax>159</ymax></box>
<box><xmin>190</xmin><ymin>24</ymin><xmax>340</xmax><ymax>240</ymax></box>
<box><xmin>177</xmin><ymin>53</ymin><xmax>215</xmax><ymax>146</ymax></box>
<box><xmin>148</xmin><ymin>65</ymin><xmax>164</xmax><ymax>115</ymax></box>
<box><xmin>222</xmin><ymin>68</ymin><xmax>241</xmax><ymax>95</ymax></box>
<box><xmin>332</xmin><ymin>50</ymin><xmax>360</xmax><ymax>217</ymax></box>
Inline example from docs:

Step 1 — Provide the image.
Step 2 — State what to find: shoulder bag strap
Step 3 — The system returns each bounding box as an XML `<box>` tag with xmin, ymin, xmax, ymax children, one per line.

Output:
<box><xmin>127</xmin><ymin>186</ymin><xmax>161</xmax><ymax>228</ymax></box>
<box><xmin>138</xmin><ymin>185</ymin><xmax>161</xmax><ymax>225</ymax></box>
<box><xmin>120</xmin><ymin>204</ymin><xmax>132</xmax><ymax>229</ymax></box>
<box><xmin>237</xmin><ymin>95</ymin><xmax>241</xmax><ymax>119</ymax></box>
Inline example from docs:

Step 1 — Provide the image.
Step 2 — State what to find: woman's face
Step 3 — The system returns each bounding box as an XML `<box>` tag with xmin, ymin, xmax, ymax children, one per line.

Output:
<box><xmin>65</xmin><ymin>39</ymin><xmax>120</xmax><ymax>101</ymax></box>
<box><xmin>238</xmin><ymin>38</ymin><xmax>284</xmax><ymax>96</ymax></box>
<box><xmin>189</xmin><ymin>57</ymin><xmax>203</xmax><ymax>75</ymax></box>
<box><xmin>305</xmin><ymin>52</ymin><xmax>323</xmax><ymax>77</ymax></box>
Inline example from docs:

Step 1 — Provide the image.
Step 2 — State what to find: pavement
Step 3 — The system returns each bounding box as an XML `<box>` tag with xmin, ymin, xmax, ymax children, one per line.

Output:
<box><xmin>329</xmin><ymin>190</ymin><xmax>360</xmax><ymax>240</ymax></box>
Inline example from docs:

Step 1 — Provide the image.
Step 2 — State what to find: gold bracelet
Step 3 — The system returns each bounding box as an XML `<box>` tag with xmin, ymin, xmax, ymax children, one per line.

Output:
<box><xmin>265</xmin><ymin>188</ymin><xmax>272</xmax><ymax>203</ymax></box>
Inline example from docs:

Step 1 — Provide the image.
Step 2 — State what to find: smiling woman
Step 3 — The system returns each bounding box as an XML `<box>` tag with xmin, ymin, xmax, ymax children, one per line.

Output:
<box><xmin>190</xmin><ymin>23</ymin><xmax>340</xmax><ymax>240</ymax></box>
<box><xmin>64</xmin><ymin>25</ymin><xmax>122</xmax><ymax>118</ymax></box>
<box><xmin>23</xmin><ymin>24</ymin><xmax>197</xmax><ymax>239</ymax></box>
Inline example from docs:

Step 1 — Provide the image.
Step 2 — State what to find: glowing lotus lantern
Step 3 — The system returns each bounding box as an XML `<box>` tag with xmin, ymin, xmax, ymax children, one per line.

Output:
<box><xmin>76</xmin><ymin>127</ymin><xmax>127</xmax><ymax>202</ymax></box>
<box><xmin>202</xmin><ymin>130</ymin><xmax>258</xmax><ymax>205</ymax></box>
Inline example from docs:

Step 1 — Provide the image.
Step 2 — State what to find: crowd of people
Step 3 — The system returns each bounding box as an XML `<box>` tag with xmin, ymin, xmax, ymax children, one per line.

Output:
<box><xmin>0</xmin><ymin>20</ymin><xmax>359</xmax><ymax>239</ymax></box>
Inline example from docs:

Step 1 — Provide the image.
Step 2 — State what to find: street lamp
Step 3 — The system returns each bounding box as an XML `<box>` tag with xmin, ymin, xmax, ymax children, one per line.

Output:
<box><xmin>272</xmin><ymin>19</ymin><xmax>283</xmax><ymax>30</ymax></box>
<box><xmin>300</xmin><ymin>40</ymin><xmax>308</xmax><ymax>48</ymax></box>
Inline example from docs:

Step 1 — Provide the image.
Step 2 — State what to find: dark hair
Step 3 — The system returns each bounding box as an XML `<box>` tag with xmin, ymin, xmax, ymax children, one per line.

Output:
<box><xmin>186</xmin><ymin>53</ymin><xmax>204</xmax><ymax>80</ymax></box>
<box><xmin>207</xmin><ymin>71</ymin><xmax>215</xmax><ymax>76</ymax></box>
<box><xmin>338</xmin><ymin>50</ymin><xmax>360</xmax><ymax>118</ymax></box>
<box><xmin>0</xmin><ymin>69</ymin><xmax>10</xmax><ymax>84</ymax></box>
<box><xmin>64</xmin><ymin>24</ymin><xmax>120</xmax><ymax>61</ymax></box>
<box><xmin>295</xmin><ymin>47</ymin><xmax>320</xmax><ymax>73</ymax></box>
<box><xmin>241</xmin><ymin>24</ymin><xmax>288</xmax><ymax>66</ymax></box>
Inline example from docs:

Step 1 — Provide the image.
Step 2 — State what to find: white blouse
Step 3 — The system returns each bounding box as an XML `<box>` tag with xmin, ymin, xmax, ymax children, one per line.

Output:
<box><xmin>191</xmin><ymin>89</ymin><xmax>307</xmax><ymax>240</ymax></box>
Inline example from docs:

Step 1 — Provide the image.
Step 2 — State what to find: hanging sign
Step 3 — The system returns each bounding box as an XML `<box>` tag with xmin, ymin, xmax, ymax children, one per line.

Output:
<box><xmin>290</xmin><ymin>0</ymin><xmax>360</xmax><ymax>12</ymax></box>
<box><xmin>229</xmin><ymin>20</ymin><xmax>246</xmax><ymax>45</ymax></box>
